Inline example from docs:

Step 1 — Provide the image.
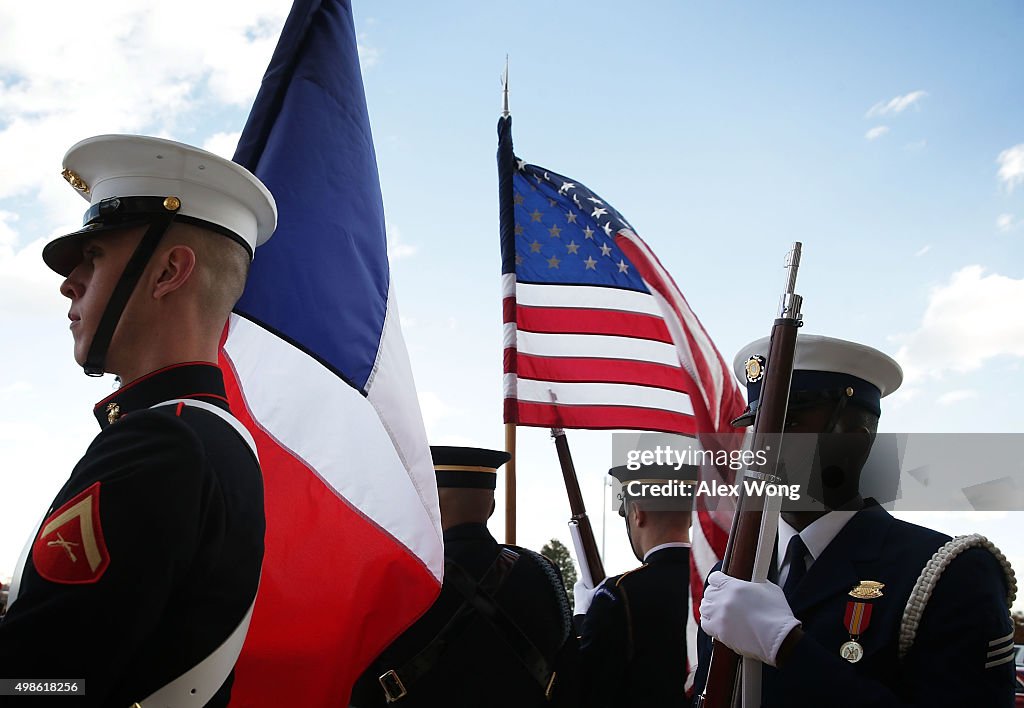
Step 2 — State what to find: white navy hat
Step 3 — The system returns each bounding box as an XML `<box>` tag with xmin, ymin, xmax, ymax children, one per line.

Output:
<box><xmin>43</xmin><ymin>134</ymin><xmax>277</xmax><ymax>276</ymax></box>
<box><xmin>731</xmin><ymin>334</ymin><xmax>903</xmax><ymax>426</ymax></box>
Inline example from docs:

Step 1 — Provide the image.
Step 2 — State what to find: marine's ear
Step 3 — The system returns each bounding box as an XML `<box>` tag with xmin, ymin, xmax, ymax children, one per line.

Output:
<box><xmin>150</xmin><ymin>244</ymin><xmax>197</xmax><ymax>300</ymax></box>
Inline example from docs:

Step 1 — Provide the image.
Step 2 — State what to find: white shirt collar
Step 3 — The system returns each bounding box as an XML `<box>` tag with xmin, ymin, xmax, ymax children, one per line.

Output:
<box><xmin>777</xmin><ymin>509</ymin><xmax>859</xmax><ymax>565</ymax></box>
<box><xmin>643</xmin><ymin>541</ymin><xmax>690</xmax><ymax>561</ymax></box>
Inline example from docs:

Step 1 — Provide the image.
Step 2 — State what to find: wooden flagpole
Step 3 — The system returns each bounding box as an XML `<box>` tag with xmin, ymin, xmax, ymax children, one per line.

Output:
<box><xmin>505</xmin><ymin>422</ymin><xmax>517</xmax><ymax>544</ymax></box>
<box><xmin>501</xmin><ymin>58</ymin><xmax>517</xmax><ymax>545</ymax></box>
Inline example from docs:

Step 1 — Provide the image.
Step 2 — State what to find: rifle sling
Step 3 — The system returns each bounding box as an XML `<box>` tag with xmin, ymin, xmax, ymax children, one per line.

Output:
<box><xmin>379</xmin><ymin>547</ymin><xmax>554</xmax><ymax>702</ymax></box>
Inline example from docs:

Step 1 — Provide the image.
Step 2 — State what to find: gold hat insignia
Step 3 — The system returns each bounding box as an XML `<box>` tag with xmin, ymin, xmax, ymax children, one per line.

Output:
<box><xmin>744</xmin><ymin>355</ymin><xmax>765</xmax><ymax>383</ymax></box>
<box><xmin>849</xmin><ymin>580</ymin><xmax>885</xmax><ymax>600</ymax></box>
<box><xmin>61</xmin><ymin>168</ymin><xmax>90</xmax><ymax>194</ymax></box>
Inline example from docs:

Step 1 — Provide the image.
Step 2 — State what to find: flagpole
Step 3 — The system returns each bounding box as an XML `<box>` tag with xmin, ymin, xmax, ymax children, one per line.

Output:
<box><xmin>505</xmin><ymin>422</ymin><xmax>517</xmax><ymax>544</ymax></box>
<box><xmin>501</xmin><ymin>57</ymin><xmax>516</xmax><ymax>545</ymax></box>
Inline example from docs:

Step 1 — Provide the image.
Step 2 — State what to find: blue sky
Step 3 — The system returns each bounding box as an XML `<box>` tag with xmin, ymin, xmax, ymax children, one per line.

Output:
<box><xmin>1</xmin><ymin>2</ymin><xmax>1021</xmax><ymax>608</ymax></box>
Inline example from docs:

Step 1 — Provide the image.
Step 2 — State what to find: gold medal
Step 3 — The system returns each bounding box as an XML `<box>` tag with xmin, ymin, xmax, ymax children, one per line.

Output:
<box><xmin>840</xmin><ymin>640</ymin><xmax>864</xmax><ymax>663</ymax></box>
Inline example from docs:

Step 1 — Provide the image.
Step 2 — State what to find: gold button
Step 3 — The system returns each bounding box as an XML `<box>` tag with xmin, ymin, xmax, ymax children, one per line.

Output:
<box><xmin>163</xmin><ymin>196</ymin><xmax>181</xmax><ymax>211</ymax></box>
<box><xmin>845</xmin><ymin>386</ymin><xmax>854</xmax><ymax>397</ymax></box>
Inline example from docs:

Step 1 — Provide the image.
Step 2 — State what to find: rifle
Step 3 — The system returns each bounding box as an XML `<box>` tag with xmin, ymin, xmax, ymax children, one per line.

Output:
<box><xmin>696</xmin><ymin>242</ymin><xmax>804</xmax><ymax>708</ymax></box>
<box><xmin>552</xmin><ymin>428</ymin><xmax>606</xmax><ymax>587</ymax></box>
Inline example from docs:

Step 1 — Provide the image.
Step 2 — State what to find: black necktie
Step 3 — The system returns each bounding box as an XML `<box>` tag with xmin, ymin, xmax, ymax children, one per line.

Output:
<box><xmin>782</xmin><ymin>535</ymin><xmax>809</xmax><ymax>599</ymax></box>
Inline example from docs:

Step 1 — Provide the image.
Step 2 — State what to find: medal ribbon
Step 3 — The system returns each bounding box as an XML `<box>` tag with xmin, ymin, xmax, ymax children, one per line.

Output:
<box><xmin>844</xmin><ymin>600</ymin><xmax>873</xmax><ymax>638</ymax></box>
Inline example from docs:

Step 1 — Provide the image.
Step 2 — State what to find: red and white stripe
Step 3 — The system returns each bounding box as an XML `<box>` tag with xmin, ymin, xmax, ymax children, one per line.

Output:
<box><xmin>615</xmin><ymin>229</ymin><xmax>744</xmax><ymax>693</ymax></box>
<box><xmin>504</xmin><ymin>224</ymin><xmax>745</xmax><ymax>694</ymax></box>
<box><xmin>220</xmin><ymin>289</ymin><xmax>442</xmax><ymax>706</ymax></box>
<box><xmin>502</xmin><ymin>275</ymin><xmax>699</xmax><ymax>434</ymax></box>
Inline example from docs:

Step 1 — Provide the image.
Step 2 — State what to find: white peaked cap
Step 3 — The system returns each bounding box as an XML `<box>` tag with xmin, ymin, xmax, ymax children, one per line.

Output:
<box><xmin>733</xmin><ymin>334</ymin><xmax>904</xmax><ymax>397</ymax></box>
<box><xmin>44</xmin><ymin>134</ymin><xmax>276</xmax><ymax>276</ymax></box>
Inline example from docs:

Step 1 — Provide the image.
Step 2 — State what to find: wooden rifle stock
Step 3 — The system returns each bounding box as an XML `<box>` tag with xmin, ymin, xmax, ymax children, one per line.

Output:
<box><xmin>552</xmin><ymin>429</ymin><xmax>606</xmax><ymax>584</ymax></box>
<box><xmin>697</xmin><ymin>243</ymin><xmax>804</xmax><ymax>708</ymax></box>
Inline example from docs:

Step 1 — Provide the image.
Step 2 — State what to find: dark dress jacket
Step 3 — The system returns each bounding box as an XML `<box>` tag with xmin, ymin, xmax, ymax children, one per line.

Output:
<box><xmin>579</xmin><ymin>545</ymin><xmax>691</xmax><ymax>708</ymax></box>
<box><xmin>350</xmin><ymin>522</ymin><xmax>579</xmax><ymax>707</ymax></box>
<box><xmin>0</xmin><ymin>363</ymin><xmax>265</xmax><ymax>707</ymax></box>
<box><xmin>694</xmin><ymin>504</ymin><xmax>1015</xmax><ymax>707</ymax></box>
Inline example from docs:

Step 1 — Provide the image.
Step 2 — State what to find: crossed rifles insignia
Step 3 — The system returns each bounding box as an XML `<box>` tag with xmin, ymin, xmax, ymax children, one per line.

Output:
<box><xmin>32</xmin><ymin>481</ymin><xmax>110</xmax><ymax>584</ymax></box>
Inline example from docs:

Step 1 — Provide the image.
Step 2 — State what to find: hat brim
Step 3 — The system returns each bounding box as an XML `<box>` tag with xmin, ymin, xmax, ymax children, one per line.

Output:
<box><xmin>731</xmin><ymin>409</ymin><xmax>756</xmax><ymax>427</ymax></box>
<box><xmin>42</xmin><ymin>220</ymin><xmax>151</xmax><ymax>277</ymax></box>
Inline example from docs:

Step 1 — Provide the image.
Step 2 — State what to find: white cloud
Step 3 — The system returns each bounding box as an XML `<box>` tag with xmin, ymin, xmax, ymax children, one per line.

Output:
<box><xmin>903</xmin><ymin>139</ymin><xmax>927</xmax><ymax>151</ymax></box>
<box><xmin>0</xmin><ymin>2</ymin><xmax>293</xmax><ymax>326</ymax></box>
<box><xmin>386</xmin><ymin>222</ymin><xmax>417</xmax><ymax>261</ymax></box>
<box><xmin>865</xmin><ymin>126</ymin><xmax>890</xmax><ymax>141</ymax></box>
<box><xmin>996</xmin><ymin>214</ymin><xmax>1016</xmax><ymax>232</ymax></box>
<box><xmin>0</xmin><ymin>215</ymin><xmax>69</xmax><ymax>316</ymax></box>
<box><xmin>914</xmin><ymin>244</ymin><xmax>931</xmax><ymax>257</ymax></box>
<box><xmin>0</xmin><ymin>211</ymin><xmax>18</xmax><ymax>248</ymax></box>
<box><xmin>0</xmin><ymin>2</ymin><xmax>288</xmax><ymax>220</ymax></box>
<box><xmin>936</xmin><ymin>389</ymin><xmax>976</xmax><ymax>406</ymax></box>
<box><xmin>0</xmin><ymin>381</ymin><xmax>31</xmax><ymax>398</ymax></box>
<box><xmin>894</xmin><ymin>266</ymin><xmax>1024</xmax><ymax>384</ymax></box>
<box><xmin>202</xmin><ymin>131</ymin><xmax>242</xmax><ymax>160</ymax></box>
<box><xmin>417</xmin><ymin>391</ymin><xmax>461</xmax><ymax>435</ymax></box>
<box><xmin>866</xmin><ymin>90</ymin><xmax>928</xmax><ymax>118</ymax></box>
<box><xmin>996</xmin><ymin>144</ymin><xmax>1024</xmax><ymax>192</ymax></box>
<box><xmin>357</xmin><ymin>32</ymin><xmax>381</xmax><ymax>71</ymax></box>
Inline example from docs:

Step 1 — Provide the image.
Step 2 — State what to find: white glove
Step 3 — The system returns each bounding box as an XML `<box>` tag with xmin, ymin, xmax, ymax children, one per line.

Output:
<box><xmin>699</xmin><ymin>571</ymin><xmax>801</xmax><ymax>667</ymax></box>
<box><xmin>573</xmin><ymin>577</ymin><xmax>601</xmax><ymax>616</ymax></box>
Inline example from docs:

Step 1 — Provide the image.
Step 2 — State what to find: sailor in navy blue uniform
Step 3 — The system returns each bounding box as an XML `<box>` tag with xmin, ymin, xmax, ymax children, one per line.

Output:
<box><xmin>350</xmin><ymin>446</ymin><xmax>579</xmax><ymax>707</ymax></box>
<box><xmin>574</xmin><ymin>465</ymin><xmax>694</xmax><ymax>708</ymax></box>
<box><xmin>695</xmin><ymin>335</ymin><xmax>1017</xmax><ymax>707</ymax></box>
<box><xmin>0</xmin><ymin>135</ymin><xmax>276</xmax><ymax>706</ymax></box>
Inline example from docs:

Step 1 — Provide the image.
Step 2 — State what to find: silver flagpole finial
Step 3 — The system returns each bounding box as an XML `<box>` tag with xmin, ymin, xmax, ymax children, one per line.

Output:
<box><xmin>501</xmin><ymin>55</ymin><xmax>510</xmax><ymax>118</ymax></box>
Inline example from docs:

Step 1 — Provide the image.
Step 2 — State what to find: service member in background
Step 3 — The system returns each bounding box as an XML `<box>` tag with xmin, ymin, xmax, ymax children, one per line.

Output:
<box><xmin>350</xmin><ymin>446</ymin><xmax>579</xmax><ymax>707</ymax></box>
<box><xmin>0</xmin><ymin>135</ymin><xmax>275</xmax><ymax>706</ymax></box>
<box><xmin>695</xmin><ymin>334</ymin><xmax>1017</xmax><ymax>707</ymax></box>
<box><xmin>574</xmin><ymin>465</ymin><xmax>694</xmax><ymax>708</ymax></box>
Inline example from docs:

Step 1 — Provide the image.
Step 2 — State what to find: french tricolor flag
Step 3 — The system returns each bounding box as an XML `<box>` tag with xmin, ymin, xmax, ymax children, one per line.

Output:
<box><xmin>217</xmin><ymin>0</ymin><xmax>443</xmax><ymax>704</ymax></box>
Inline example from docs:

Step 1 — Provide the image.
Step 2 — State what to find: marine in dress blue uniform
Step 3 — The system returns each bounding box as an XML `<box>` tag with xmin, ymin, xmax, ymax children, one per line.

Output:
<box><xmin>576</xmin><ymin>466</ymin><xmax>693</xmax><ymax>708</ymax></box>
<box><xmin>350</xmin><ymin>447</ymin><xmax>579</xmax><ymax>708</ymax></box>
<box><xmin>694</xmin><ymin>335</ymin><xmax>1017</xmax><ymax>707</ymax></box>
<box><xmin>0</xmin><ymin>135</ymin><xmax>276</xmax><ymax>706</ymax></box>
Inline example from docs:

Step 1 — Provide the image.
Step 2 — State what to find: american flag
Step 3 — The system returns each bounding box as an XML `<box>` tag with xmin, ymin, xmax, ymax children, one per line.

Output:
<box><xmin>219</xmin><ymin>1</ymin><xmax>442</xmax><ymax>704</ymax></box>
<box><xmin>497</xmin><ymin>115</ymin><xmax>744</xmax><ymax>691</ymax></box>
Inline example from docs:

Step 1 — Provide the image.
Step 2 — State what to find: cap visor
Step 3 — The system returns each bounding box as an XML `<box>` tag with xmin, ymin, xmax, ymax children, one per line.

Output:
<box><xmin>42</xmin><ymin>220</ymin><xmax>150</xmax><ymax>276</ymax></box>
<box><xmin>730</xmin><ymin>411</ymin><xmax>755</xmax><ymax>427</ymax></box>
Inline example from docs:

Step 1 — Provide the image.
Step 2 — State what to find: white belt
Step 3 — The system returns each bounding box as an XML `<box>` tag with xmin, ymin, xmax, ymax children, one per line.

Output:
<box><xmin>133</xmin><ymin>398</ymin><xmax>262</xmax><ymax>707</ymax></box>
<box><xmin>5</xmin><ymin>513</ymin><xmax>44</xmax><ymax>609</ymax></box>
<box><xmin>133</xmin><ymin>598</ymin><xmax>256</xmax><ymax>707</ymax></box>
<box><xmin>6</xmin><ymin>398</ymin><xmax>262</xmax><ymax>706</ymax></box>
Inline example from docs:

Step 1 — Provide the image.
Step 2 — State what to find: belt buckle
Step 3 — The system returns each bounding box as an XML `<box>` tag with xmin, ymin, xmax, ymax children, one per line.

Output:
<box><xmin>379</xmin><ymin>669</ymin><xmax>408</xmax><ymax>703</ymax></box>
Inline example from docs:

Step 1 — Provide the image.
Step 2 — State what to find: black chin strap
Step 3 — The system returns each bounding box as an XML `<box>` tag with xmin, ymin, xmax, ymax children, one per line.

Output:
<box><xmin>83</xmin><ymin>212</ymin><xmax>177</xmax><ymax>376</ymax></box>
<box><xmin>822</xmin><ymin>386</ymin><xmax>857</xmax><ymax>434</ymax></box>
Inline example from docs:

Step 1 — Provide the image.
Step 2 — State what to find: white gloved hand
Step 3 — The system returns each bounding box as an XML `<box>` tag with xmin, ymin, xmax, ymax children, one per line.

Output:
<box><xmin>699</xmin><ymin>571</ymin><xmax>801</xmax><ymax>667</ymax></box>
<box><xmin>573</xmin><ymin>577</ymin><xmax>600</xmax><ymax>616</ymax></box>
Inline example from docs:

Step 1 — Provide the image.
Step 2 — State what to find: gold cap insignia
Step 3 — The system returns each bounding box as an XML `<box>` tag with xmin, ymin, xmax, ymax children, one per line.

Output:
<box><xmin>61</xmin><ymin>168</ymin><xmax>90</xmax><ymax>194</ymax></box>
<box><xmin>106</xmin><ymin>402</ymin><xmax>121</xmax><ymax>425</ymax></box>
<box><xmin>744</xmin><ymin>355</ymin><xmax>766</xmax><ymax>383</ymax></box>
<box><xmin>849</xmin><ymin>580</ymin><xmax>884</xmax><ymax>600</ymax></box>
